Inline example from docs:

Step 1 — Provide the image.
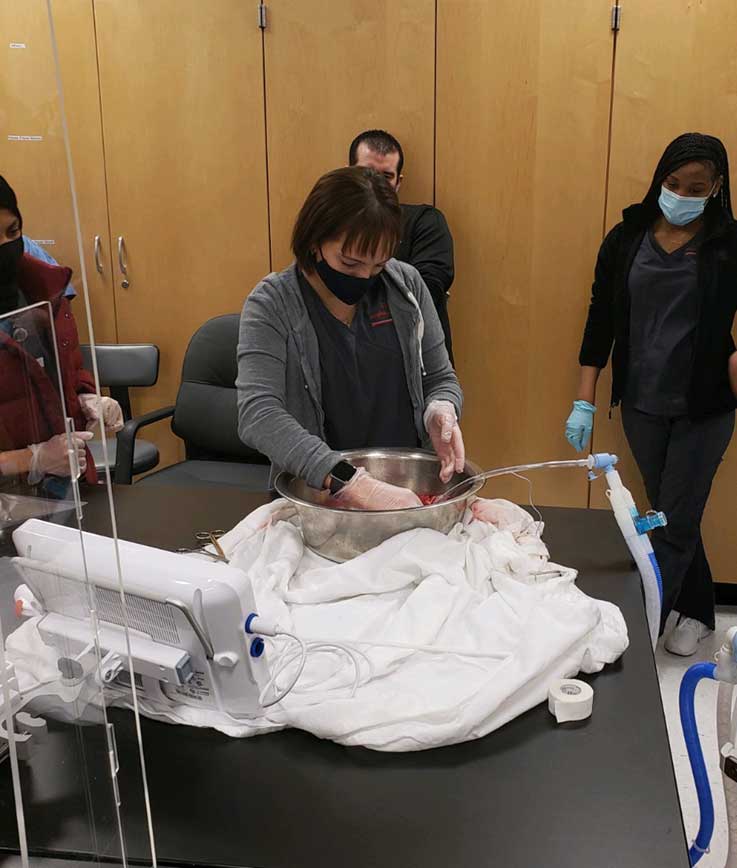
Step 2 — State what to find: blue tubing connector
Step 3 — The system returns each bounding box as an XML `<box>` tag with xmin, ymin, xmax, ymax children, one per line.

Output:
<box><xmin>591</xmin><ymin>452</ymin><xmax>619</xmax><ymax>470</ymax></box>
<box><xmin>679</xmin><ymin>662</ymin><xmax>717</xmax><ymax>864</ymax></box>
<box><xmin>634</xmin><ymin>511</ymin><xmax>668</xmax><ymax>535</ymax></box>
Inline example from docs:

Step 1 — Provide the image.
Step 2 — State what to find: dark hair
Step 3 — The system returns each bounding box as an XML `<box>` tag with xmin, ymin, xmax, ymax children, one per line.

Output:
<box><xmin>0</xmin><ymin>176</ymin><xmax>22</xmax><ymax>229</ymax></box>
<box><xmin>641</xmin><ymin>132</ymin><xmax>733</xmax><ymax>227</ymax></box>
<box><xmin>348</xmin><ymin>129</ymin><xmax>404</xmax><ymax>177</ymax></box>
<box><xmin>292</xmin><ymin>166</ymin><xmax>401</xmax><ymax>270</ymax></box>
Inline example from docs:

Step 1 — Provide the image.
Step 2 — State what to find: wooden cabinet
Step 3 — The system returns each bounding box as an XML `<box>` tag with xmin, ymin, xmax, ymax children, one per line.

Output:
<box><xmin>263</xmin><ymin>0</ymin><xmax>436</xmax><ymax>270</ymax></box>
<box><xmin>1</xmin><ymin>2</ymin><xmax>271</xmax><ymax>469</ymax></box>
<box><xmin>93</xmin><ymin>0</ymin><xmax>271</xmax><ymax>467</ymax></box>
<box><xmin>436</xmin><ymin>0</ymin><xmax>615</xmax><ymax>507</ymax></box>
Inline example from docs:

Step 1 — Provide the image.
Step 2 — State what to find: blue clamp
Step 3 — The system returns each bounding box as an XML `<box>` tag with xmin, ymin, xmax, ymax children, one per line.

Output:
<box><xmin>250</xmin><ymin>637</ymin><xmax>265</xmax><ymax>658</ymax></box>
<box><xmin>634</xmin><ymin>511</ymin><xmax>667</xmax><ymax>535</ymax></box>
<box><xmin>244</xmin><ymin>613</ymin><xmax>259</xmax><ymax>635</ymax></box>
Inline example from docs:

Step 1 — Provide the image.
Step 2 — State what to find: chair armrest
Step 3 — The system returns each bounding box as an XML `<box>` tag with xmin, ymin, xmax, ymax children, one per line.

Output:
<box><xmin>114</xmin><ymin>405</ymin><xmax>175</xmax><ymax>485</ymax></box>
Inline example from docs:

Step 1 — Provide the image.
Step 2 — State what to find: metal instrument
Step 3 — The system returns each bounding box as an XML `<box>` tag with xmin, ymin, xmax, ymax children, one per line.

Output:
<box><xmin>177</xmin><ymin>530</ymin><xmax>228</xmax><ymax>563</ymax></box>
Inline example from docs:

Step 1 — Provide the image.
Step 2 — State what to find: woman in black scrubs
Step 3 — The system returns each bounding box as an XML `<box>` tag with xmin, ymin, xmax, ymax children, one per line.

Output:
<box><xmin>565</xmin><ymin>133</ymin><xmax>737</xmax><ymax>655</ymax></box>
<box><xmin>237</xmin><ymin>167</ymin><xmax>465</xmax><ymax>509</ymax></box>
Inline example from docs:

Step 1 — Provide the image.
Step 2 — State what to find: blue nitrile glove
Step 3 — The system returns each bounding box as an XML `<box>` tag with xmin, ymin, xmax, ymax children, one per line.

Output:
<box><xmin>565</xmin><ymin>400</ymin><xmax>596</xmax><ymax>452</ymax></box>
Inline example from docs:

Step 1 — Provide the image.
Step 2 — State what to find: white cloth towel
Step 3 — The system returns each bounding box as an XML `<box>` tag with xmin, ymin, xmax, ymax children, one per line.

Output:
<box><xmin>6</xmin><ymin>498</ymin><xmax>628</xmax><ymax>751</ymax></box>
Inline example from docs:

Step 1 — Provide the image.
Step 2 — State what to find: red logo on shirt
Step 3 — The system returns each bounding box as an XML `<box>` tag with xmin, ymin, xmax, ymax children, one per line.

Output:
<box><xmin>370</xmin><ymin>303</ymin><xmax>393</xmax><ymax>328</ymax></box>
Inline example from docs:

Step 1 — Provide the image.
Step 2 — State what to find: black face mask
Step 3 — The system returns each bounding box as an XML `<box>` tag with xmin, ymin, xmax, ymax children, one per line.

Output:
<box><xmin>0</xmin><ymin>237</ymin><xmax>23</xmax><ymax>316</ymax></box>
<box><xmin>315</xmin><ymin>253</ymin><xmax>380</xmax><ymax>306</ymax></box>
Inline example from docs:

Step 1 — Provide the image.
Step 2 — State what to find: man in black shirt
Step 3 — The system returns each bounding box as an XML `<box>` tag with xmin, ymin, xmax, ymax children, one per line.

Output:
<box><xmin>349</xmin><ymin>129</ymin><xmax>455</xmax><ymax>363</ymax></box>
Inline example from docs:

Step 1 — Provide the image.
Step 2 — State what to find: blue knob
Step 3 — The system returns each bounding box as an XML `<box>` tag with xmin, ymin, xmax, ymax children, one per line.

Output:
<box><xmin>250</xmin><ymin>637</ymin><xmax>265</xmax><ymax>658</ymax></box>
<box><xmin>244</xmin><ymin>613</ymin><xmax>259</xmax><ymax>634</ymax></box>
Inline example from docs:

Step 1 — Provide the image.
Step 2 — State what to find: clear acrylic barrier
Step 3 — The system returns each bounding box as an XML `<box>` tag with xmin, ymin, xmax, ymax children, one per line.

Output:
<box><xmin>0</xmin><ymin>302</ymin><xmax>131</xmax><ymax>864</ymax></box>
<box><xmin>0</xmin><ymin>4</ymin><xmax>155</xmax><ymax>866</ymax></box>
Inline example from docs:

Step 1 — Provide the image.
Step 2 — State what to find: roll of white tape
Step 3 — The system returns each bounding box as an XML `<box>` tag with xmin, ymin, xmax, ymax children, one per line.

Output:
<box><xmin>548</xmin><ymin>679</ymin><xmax>594</xmax><ymax>723</ymax></box>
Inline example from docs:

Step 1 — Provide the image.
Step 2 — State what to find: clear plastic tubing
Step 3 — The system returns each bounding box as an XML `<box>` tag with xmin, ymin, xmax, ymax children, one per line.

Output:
<box><xmin>440</xmin><ymin>458</ymin><xmax>591</xmax><ymax>502</ymax></box>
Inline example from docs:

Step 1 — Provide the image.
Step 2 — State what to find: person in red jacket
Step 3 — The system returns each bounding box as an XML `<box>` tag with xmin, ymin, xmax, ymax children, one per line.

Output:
<box><xmin>0</xmin><ymin>175</ymin><xmax>122</xmax><ymax>495</ymax></box>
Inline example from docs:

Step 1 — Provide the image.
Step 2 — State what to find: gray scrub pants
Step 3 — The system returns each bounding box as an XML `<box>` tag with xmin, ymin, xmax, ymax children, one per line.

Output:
<box><xmin>622</xmin><ymin>405</ymin><xmax>735</xmax><ymax>632</ymax></box>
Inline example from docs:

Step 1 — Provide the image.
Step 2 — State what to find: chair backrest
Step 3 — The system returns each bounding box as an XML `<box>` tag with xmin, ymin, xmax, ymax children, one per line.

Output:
<box><xmin>172</xmin><ymin>314</ymin><xmax>267</xmax><ymax>463</ymax></box>
<box><xmin>80</xmin><ymin>344</ymin><xmax>159</xmax><ymax>420</ymax></box>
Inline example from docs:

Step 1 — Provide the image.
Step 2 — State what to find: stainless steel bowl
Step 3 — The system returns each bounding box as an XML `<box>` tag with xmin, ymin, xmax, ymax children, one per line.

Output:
<box><xmin>274</xmin><ymin>448</ymin><xmax>484</xmax><ymax>562</ymax></box>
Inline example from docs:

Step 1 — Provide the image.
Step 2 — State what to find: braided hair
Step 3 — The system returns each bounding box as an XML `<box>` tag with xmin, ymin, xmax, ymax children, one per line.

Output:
<box><xmin>641</xmin><ymin>132</ymin><xmax>733</xmax><ymax>227</ymax></box>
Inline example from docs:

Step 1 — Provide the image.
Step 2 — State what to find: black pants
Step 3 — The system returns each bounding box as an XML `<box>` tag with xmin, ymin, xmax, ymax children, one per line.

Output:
<box><xmin>622</xmin><ymin>405</ymin><xmax>735</xmax><ymax>632</ymax></box>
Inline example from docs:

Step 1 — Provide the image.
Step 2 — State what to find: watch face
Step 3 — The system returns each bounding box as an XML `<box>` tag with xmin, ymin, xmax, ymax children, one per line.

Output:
<box><xmin>329</xmin><ymin>461</ymin><xmax>357</xmax><ymax>494</ymax></box>
<box><xmin>332</xmin><ymin>461</ymin><xmax>356</xmax><ymax>483</ymax></box>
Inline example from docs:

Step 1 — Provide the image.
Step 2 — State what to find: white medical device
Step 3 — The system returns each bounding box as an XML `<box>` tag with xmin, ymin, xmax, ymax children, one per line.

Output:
<box><xmin>10</xmin><ymin>519</ymin><xmax>268</xmax><ymax>719</ymax></box>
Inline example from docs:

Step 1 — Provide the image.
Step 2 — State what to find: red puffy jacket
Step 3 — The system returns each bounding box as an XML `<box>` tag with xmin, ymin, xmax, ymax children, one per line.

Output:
<box><xmin>0</xmin><ymin>254</ymin><xmax>97</xmax><ymax>484</ymax></box>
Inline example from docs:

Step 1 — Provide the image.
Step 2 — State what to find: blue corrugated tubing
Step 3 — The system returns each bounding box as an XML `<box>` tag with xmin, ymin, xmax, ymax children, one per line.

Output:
<box><xmin>648</xmin><ymin>551</ymin><xmax>664</xmax><ymax>604</ymax></box>
<box><xmin>679</xmin><ymin>662</ymin><xmax>717</xmax><ymax>864</ymax></box>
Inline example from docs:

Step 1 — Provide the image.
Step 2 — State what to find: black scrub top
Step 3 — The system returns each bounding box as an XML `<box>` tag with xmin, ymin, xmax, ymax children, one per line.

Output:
<box><xmin>625</xmin><ymin>228</ymin><xmax>702</xmax><ymax>416</ymax></box>
<box><xmin>298</xmin><ymin>271</ymin><xmax>419</xmax><ymax>451</ymax></box>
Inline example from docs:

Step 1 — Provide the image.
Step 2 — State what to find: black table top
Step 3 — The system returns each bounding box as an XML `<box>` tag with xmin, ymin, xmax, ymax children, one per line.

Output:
<box><xmin>0</xmin><ymin>485</ymin><xmax>689</xmax><ymax>868</ymax></box>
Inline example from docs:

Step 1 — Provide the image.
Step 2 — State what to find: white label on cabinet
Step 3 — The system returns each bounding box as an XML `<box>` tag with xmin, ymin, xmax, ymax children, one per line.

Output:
<box><xmin>7</xmin><ymin>135</ymin><xmax>43</xmax><ymax>142</ymax></box>
<box><xmin>9</xmin><ymin>43</ymin><xmax>26</xmax><ymax>49</ymax></box>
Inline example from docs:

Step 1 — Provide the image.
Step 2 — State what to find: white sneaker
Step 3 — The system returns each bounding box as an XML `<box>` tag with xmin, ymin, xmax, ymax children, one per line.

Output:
<box><xmin>664</xmin><ymin>617</ymin><xmax>713</xmax><ymax>657</ymax></box>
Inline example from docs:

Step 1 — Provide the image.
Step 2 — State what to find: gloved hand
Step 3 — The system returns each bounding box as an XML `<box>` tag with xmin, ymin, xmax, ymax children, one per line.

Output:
<box><xmin>565</xmin><ymin>400</ymin><xmax>596</xmax><ymax>452</ymax></box>
<box><xmin>334</xmin><ymin>468</ymin><xmax>422</xmax><ymax>511</ymax></box>
<box><xmin>27</xmin><ymin>431</ymin><xmax>94</xmax><ymax>483</ymax></box>
<box><xmin>424</xmin><ymin>400</ymin><xmax>465</xmax><ymax>483</ymax></box>
<box><xmin>78</xmin><ymin>394</ymin><xmax>124</xmax><ymax>433</ymax></box>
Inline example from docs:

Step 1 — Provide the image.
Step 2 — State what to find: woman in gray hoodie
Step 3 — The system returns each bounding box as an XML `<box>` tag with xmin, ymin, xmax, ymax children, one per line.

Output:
<box><xmin>237</xmin><ymin>167</ymin><xmax>464</xmax><ymax>510</ymax></box>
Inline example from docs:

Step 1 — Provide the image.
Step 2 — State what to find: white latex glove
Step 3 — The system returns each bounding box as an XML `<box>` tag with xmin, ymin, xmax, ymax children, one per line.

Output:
<box><xmin>424</xmin><ymin>399</ymin><xmax>465</xmax><ymax>483</ymax></box>
<box><xmin>27</xmin><ymin>431</ymin><xmax>94</xmax><ymax>483</ymax></box>
<box><xmin>78</xmin><ymin>394</ymin><xmax>124</xmax><ymax>433</ymax></box>
<box><xmin>333</xmin><ymin>468</ymin><xmax>422</xmax><ymax>511</ymax></box>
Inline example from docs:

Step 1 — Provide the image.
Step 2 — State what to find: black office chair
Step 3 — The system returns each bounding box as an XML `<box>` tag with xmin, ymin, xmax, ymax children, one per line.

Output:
<box><xmin>80</xmin><ymin>343</ymin><xmax>161</xmax><ymax>480</ymax></box>
<box><xmin>115</xmin><ymin>314</ymin><xmax>271</xmax><ymax>489</ymax></box>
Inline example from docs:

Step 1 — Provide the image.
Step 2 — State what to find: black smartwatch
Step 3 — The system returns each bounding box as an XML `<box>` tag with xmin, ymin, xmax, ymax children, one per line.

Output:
<box><xmin>328</xmin><ymin>461</ymin><xmax>358</xmax><ymax>495</ymax></box>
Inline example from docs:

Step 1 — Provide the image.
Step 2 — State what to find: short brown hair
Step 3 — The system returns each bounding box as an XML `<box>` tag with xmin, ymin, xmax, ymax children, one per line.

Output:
<box><xmin>291</xmin><ymin>166</ymin><xmax>401</xmax><ymax>270</ymax></box>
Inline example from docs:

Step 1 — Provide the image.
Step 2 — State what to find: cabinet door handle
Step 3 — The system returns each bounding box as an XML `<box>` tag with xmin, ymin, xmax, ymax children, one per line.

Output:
<box><xmin>117</xmin><ymin>236</ymin><xmax>130</xmax><ymax>289</ymax></box>
<box><xmin>93</xmin><ymin>235</ymin><xmax>103</xmax><ymax>274</ymax></box>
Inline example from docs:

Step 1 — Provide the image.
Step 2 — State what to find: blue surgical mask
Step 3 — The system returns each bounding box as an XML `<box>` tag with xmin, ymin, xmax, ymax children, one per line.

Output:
<box><xmin>658</xmin><ymin>185</ymin><xmax>713</xmax><ymax>227</ymax></box>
